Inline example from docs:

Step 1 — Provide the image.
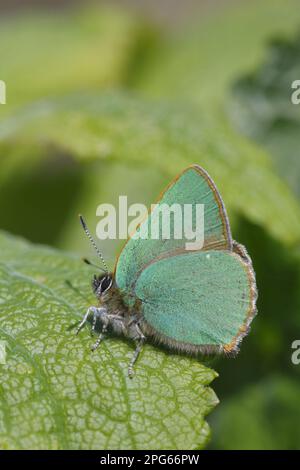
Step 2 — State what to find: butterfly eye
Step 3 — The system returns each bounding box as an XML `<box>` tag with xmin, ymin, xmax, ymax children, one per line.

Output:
<box><xmin>100</xmin><ymin>276</ymin><xmax>112</xmax><ymax>294</ymax></box>
<box><xmin>92</xmin><ymin>275</ymin><xmax>100</xmax><ymax>293</ymax></box>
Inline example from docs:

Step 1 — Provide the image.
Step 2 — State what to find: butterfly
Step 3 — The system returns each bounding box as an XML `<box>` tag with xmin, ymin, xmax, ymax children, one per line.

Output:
<box><xmin>77</xmin><ymin>164</ymin><xmax>257</xmax><ymax>378</ymax></box>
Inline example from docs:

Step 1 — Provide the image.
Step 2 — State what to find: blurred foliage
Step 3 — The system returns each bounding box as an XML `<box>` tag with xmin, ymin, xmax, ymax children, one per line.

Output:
<box><xmin>1</xmin><ymin>93</ymin><xmax>300</xmax><ymax>257</ymax></box>
<box><xmin>212</xmin><ymin>376</ymin><xmax>300</xmax><ymax>449</ymax></box>
<box><xmin>0</xmin><ymin>231</ymin><xmax>218</xmax><ymax>450</ymax></box>
<box><xmin>230</xmin><ymin>33</ymin><xmax>300</xmax><ymax>198</ymax></box>
<box><xmin>1</xmin><ymin>0</ymin><xmax>300</xmax><ymax>449</ymax></box>
<box><xmin>0</xmin><ymin>5</ymin><xmax>155</xmax><ymax>113</ymax></box>
<box><xmin>135</xmin><ymin>0</ymin><xmax>300</xmax><ymax>107</ymax></box>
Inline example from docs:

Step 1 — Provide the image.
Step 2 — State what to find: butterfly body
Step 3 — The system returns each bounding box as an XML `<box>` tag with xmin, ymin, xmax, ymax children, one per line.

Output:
<box><xmin>96</xmin><ymin>279</ymin><xmax>143</xmax><ymax>340</ymax></box>
<box><xmin>77</xmin><ymin>165</ymin><xmax>257</xmax><ymax>377</ymax></box>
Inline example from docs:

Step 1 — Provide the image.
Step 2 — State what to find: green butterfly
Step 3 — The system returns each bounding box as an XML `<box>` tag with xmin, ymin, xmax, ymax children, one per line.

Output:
<box><xmin>77</xmin><ymin>164</ymin><xmax>257</xmax><ymax>378</ymax></box>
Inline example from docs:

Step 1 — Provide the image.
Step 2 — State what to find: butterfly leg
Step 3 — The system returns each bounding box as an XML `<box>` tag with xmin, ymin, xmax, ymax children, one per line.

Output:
<box><xmin>91</xmin><ymin>314</ymin><xmax>126</xmax><ymax>351</ymax></box>
<box><xmin>91</xmin><ymin>310</ymin><xmax>100</xmax><ymax>335</ymax></box>
<box><xmin>91</xmin><ymin>320</ymin><xmax>108</xmax><ymax>351</ymax></box>
<box><xmin>76</xmin><ymin>307</ymin><xmax>106</xmax><ymax>335</ymax></box>
<box><xmin>128</xmin><ymin>324</ymin><xmax>146</xmax><ymax>379</ymax></box>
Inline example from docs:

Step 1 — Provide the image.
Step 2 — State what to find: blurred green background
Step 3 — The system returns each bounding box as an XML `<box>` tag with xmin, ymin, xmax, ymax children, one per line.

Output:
<box><xmin>1</xmin><ymin>0</ymin><xmax>300</xmax><ymax>449</ymax></box>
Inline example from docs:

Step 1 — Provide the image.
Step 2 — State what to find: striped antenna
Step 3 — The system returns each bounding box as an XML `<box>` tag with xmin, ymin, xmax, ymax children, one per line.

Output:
<box><xmin>79</xmin><ymin>215</ymin><xmax>108</xmax><ymax>274</ymax></box>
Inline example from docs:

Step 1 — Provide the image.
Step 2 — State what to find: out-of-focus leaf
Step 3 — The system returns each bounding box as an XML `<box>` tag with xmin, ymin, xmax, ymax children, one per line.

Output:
<box><xmin>210</xmin><ymin>376</ymin><xmax>300</xmax><ymax>449</ymax></box>
<box><xmin>229</xmin><ymin>33</ymin><xmax>300</xmax><ymax>198</ymax></box>
<box><xmin>0</xmin><ymin>5</ymin><xmax>157</xmax><ymax>237</ymax></box>
<box><xmin>136</xmin><ymin>0</ymin><xmax>300</xmax><ymax>107</ymax></box>
<box><xmin>1</xmin><ymin>93</ymin><xmax>300</xmax><ymax>249</ymax></box>
<box><xmin>0</xmin><ymin>5</ymin><xmax>154</xmax><ymax>112</ymax></box>
<box><xmin>0</xmin><ymin>230</ymin><xmax>218</xmax><ymax>450</ymax></box>
<box><xmin>58</xmin><ymin>160</ymin><xmax>167</xmax><ymax>258</ymax></box>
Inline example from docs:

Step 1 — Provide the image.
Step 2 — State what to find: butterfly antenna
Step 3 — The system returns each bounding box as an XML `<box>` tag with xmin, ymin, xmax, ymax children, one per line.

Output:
<box><xmin>79</xmin><ymin>215</ymin><xmax>108</xmax><ymax>274</ymax></box>
<box><xmin>82</xmin><ymin>257</ymin><xmax>106</xmax><ymax>272</ymax></box>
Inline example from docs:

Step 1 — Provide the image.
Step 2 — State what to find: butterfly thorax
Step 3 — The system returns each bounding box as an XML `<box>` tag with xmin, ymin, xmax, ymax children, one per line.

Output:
<box><xmin>99</xmin><ymin>286</ymin><xmax>129</xmax><ymax>318</ymax></box>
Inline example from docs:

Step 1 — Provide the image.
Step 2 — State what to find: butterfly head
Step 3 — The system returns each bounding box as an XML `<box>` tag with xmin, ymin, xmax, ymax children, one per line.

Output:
<box><xmin>92</xmin><ymin>273</ymin><xmax>113</xmax><ymax>298</ymax></box>
<box><xmin>79</xmin><ymin>215</ymin><xmax>114</xmax><ymax>298</ymax></box>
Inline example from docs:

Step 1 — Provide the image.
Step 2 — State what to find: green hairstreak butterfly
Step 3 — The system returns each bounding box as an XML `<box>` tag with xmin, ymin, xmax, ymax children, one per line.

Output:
<box><xmin>77</xmin><ymin>164</ymin><xmax>257</xmax><ymax>378</ymax></box>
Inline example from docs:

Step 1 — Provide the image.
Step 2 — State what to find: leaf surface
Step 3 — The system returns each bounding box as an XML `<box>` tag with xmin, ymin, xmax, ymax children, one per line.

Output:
<box><xmin>0</xmin><ymin>231</ymin><xmax>218</xmax><ymax>450</ymax></box>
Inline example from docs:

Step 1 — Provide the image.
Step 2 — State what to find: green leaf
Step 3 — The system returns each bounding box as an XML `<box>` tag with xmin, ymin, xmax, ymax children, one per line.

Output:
<box><xmin>0</xmin><ymin>230</ymin><xmax>218</xmax><ymax>450</ymax></box>
<box><xmin>0</xmin><ymin>5</ymin><xmax>154</xmax><ymax>113</ymax></box>
<box><xmin>1</xmin><ymin>93</ymin><xmax>300</xmax><ymax>250</ymax></box>
<box><xmin>229</xmin><ymin>33</ymin><xmax>300</xmax><ymax>198</ymax></box>
<box><xmin>210</xmin><ymin>376</ymin><xmax>300</xmax><ymax>450</ymax></box>
<box><xmin>136</xmin><ymin>0</ymin><xmax>300</xmax><ymax>107</ymax></box>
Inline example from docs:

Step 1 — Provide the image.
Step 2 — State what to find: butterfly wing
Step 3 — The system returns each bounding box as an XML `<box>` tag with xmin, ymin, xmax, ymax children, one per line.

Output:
<box><xmin>115</xmin><ymin>165</ymin><xmax>232</xmax><ymax>295</ymax></box>
<box><xmin>134</xmin><ymin>243</ymin><xmax>257</xmax><ymax>353</ymax></box>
